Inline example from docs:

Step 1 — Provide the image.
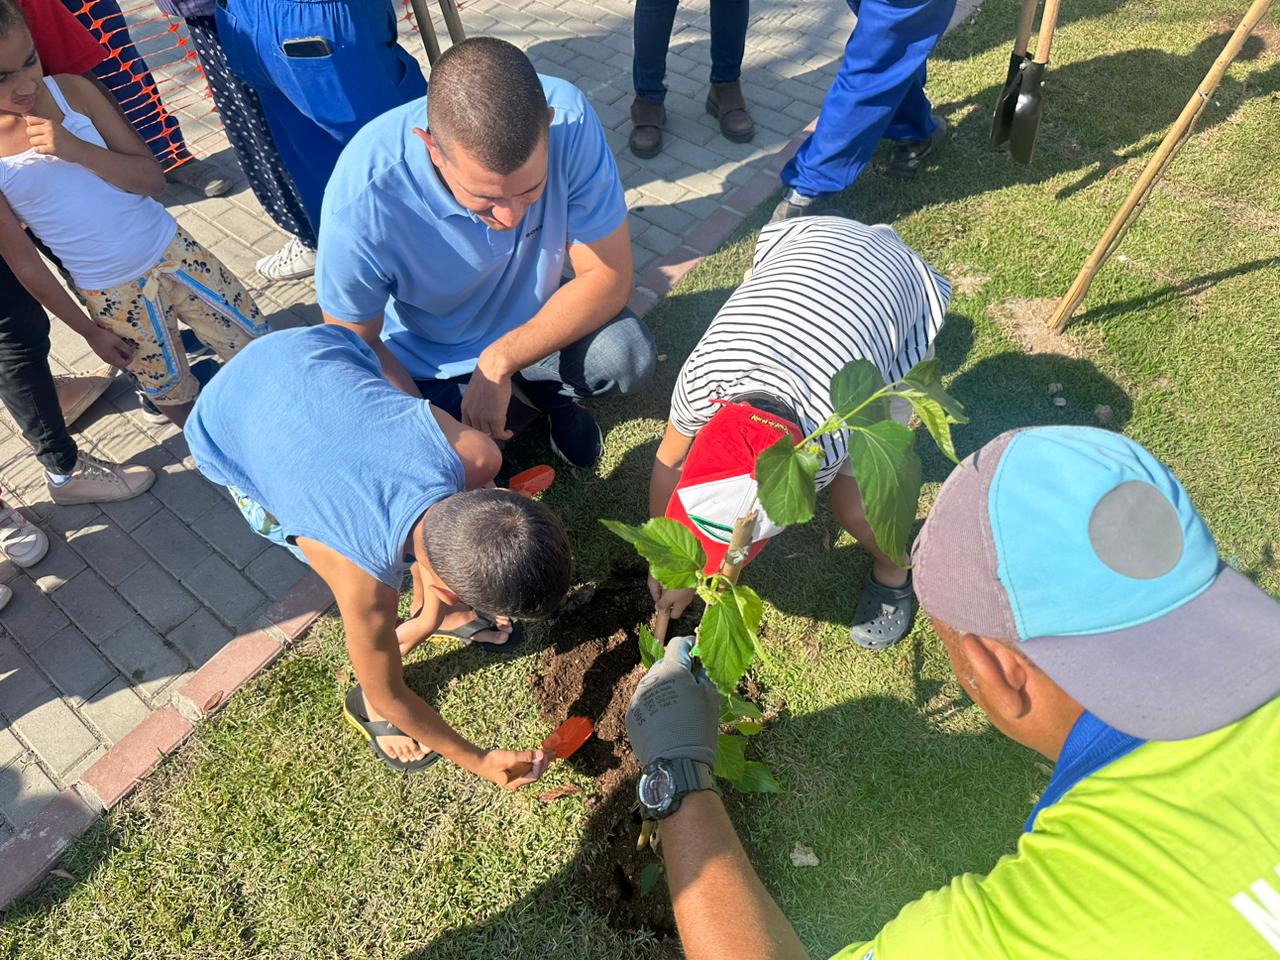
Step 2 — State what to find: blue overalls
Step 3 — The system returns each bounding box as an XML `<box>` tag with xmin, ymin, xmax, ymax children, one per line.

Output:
<box><xmin>782</xmin><ymin>0</ymin><xmax>957</xmax><ymax>198</ymax></box>
<box><xmin>213</xmin><ymin>0</ymin><xmax>426</xmax><ymax>229</ymax></box>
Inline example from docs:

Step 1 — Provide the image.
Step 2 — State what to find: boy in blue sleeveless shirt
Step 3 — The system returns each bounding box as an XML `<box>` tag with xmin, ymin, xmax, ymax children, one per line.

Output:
<box><xmin>186</xmin><ymin>325</ymin><xmax>572</xmax><ymax>787</ymax></box>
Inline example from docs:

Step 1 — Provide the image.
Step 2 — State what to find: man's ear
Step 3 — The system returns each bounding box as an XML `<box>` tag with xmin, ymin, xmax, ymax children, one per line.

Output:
<box><xmin>547</xmin><ymin>106</ymin><xmax>555</xmax><ymax>126</ymax></box>
<box><xmin>413</xmin><ymin>127</ymin><xmax>443</xmax><ymax>166</ymax></box>
<box><xmin>962</xmin><ymin>633</ymin><xmax>1032</xmax><ymax>721</ymax></box>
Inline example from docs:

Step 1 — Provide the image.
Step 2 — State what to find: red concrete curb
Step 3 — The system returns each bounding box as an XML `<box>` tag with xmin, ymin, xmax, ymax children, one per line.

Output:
<box><xmin>78</xmin><ymin>707</ymin><xmax>194</xmax><ymax>811</ymax></box>
<box><xmin>0</xmin><ymin>126</ymin><xmax>804</xmax><ymax>910</ymax></box>
<box><xmin>175</xmin><ymin>629</ymin><xmax>285</xmax><ymax>721</ymax></box>
<box><xmin>0</xmin><ymin>788</ymin><xmax>98</xmax><ymax>909</ymax></box>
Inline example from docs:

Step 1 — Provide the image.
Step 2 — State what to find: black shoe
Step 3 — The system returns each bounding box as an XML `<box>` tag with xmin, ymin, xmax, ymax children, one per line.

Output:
<box><xmin>133</xmin><ymin>357</ymin><xmax>220</xmax><ymax>424</ymax></box>
<box><xmin>547</xmin><ymin>402</ymin><xmax>603</xmax><ymax>468</ymax></box>
<box><xmin>884</xmin><ymin>113</ymin><xmax>950</xmax><ymax>180</ymax></box>
<box><xmin>769</xmin><ymin>188</ymin><xmax>827</xmax><ymax>222</ymax></box>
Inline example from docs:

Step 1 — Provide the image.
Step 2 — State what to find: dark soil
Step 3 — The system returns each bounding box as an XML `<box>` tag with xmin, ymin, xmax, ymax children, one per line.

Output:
<box><xmin>531</xmin><ymin>572</ymin><xmax>684</xmax><ymax>942</ymax></box>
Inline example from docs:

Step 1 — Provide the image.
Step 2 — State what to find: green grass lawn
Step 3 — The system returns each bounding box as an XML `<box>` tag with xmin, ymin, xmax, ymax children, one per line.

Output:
<box><xmin>4</xmin><ymin>1</ymin><xmax>1278</xmax><ymax>956</ymax></box>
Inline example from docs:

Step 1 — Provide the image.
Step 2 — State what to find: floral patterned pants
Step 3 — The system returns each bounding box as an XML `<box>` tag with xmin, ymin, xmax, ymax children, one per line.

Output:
<box><xmin>80</xmin><ymin>229</ymin><xmax>267</xmax><ymax>405</ymax></box>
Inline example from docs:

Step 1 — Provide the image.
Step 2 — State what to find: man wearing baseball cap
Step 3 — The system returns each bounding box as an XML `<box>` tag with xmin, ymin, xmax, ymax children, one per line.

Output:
<box><xmin>626</xmin><ymin>425</ymin><xmax>1280</xmax><ymax>959</ymax></box>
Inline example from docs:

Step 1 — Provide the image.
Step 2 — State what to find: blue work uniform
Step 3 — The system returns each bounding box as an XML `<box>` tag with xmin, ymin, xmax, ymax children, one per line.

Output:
<box><xmin>213</xmin><ymin>0</ymin><xmax>426</xmax><ymax>229</ymax></box>
<box><xmin>783</xmin><ymin>0</ymin><xmax>957</xmax><ymax>198</ymax></box>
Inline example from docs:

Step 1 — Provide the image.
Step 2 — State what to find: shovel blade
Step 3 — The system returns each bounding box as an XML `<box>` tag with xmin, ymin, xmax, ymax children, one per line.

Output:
<box><xmin>1008</xmin><ymin>61</ymin><xmax>1047</xmax><ymax>165</ymax></box>
<box><xmin>990</xmin><ymin>52</ymin><xmax>1030</xmax><ymax>148</ymax></box>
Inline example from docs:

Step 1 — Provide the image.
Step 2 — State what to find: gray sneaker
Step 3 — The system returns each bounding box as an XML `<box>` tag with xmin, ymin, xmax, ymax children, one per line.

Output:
<box><xmin>47</xmin><ymin>453</ymin><xmax>155</xmax><ymax>505</ymax></box>
<box><xmin>0</xmin><ymin>503</ymin><xmax>48</xmax><ymax>568</ymax></box>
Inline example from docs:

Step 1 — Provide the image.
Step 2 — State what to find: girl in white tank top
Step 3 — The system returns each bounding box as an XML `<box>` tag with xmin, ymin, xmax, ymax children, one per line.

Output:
<box><xmin>0</xmin><ymin>5</ymin><xmax>265</xmax><ymax>427</ymax></box>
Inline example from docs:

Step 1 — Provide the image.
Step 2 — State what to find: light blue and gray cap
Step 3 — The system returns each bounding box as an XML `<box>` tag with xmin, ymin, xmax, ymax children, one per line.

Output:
<box><xmin>912</xmin><ymin>425</ymin><xmax>1280</xmax><ymax>741</ymax></box>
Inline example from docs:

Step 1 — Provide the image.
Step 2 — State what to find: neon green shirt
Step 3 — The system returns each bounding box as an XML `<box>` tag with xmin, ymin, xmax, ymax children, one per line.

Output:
<box><xmin>832</xmin><ymin>698</ymin><xmax>1280</xmax><ymax>960</ymax></box>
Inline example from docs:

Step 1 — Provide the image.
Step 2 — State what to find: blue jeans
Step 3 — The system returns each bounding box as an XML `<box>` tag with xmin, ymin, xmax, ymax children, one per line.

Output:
<box><xmin>632</xmin><ymin>0</ymin><xmax>749</xmax><ymax>103</ymax></box>
<box><xmin>60</xmin><ymin>0</ymin><xmax>188</xmax><ymax>165</ymax></box>
<box><xmin>214</xmin><ymin>0</ymin><xmax>426</xmax><ymax>227</ymax></box>
<box><xmin>782</xmin><ymin>0</ymin><xmax>955</xmax><ymax>197</ymax></box>
<box><xmin>413</xmin><ymin>309</ymin><xmax>657</xmax><ymax>428</ymax></box>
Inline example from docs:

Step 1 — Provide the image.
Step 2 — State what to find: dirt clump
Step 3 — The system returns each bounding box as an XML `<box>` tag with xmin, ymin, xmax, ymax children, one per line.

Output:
<box><xmin>531</xmin><ymin>576</ymin><xmax>682</xmax><ymax>940</ymax></box>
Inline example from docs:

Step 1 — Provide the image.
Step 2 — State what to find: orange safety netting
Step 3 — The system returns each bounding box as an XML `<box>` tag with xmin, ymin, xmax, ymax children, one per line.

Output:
<box><xmin>70</xmin><ymin>0</ymin><xmax>220</xmax><ymax>171</ymax></box>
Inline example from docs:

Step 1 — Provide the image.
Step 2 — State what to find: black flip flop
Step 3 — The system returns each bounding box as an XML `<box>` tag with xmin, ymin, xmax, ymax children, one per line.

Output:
<box><xmin>849</xmin><ymin>572</ymin><xmax>915</xmax><ymax>650</ymax></box>
<box><xmin>432</xmin><ymin>612</ymin><xmax>526</xmax><ymax>655</ymax></box>
<box><xmin>343</xmin><ymin>685</ymin><xmax>441</xmax><ymax>774</ymax></box>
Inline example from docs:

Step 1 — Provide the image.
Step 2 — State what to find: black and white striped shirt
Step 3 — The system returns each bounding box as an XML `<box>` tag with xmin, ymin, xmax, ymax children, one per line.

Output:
<box><xmin>669</xmin><ymin>217</ymin><xmax>951</xmax><ymax>489</ymax></box>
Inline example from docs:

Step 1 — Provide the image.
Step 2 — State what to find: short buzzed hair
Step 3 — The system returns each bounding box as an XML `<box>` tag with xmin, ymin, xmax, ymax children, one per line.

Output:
<box><xmin>428</xmin><ymin>37</ymin><xmax>549</xmax><ymax>175</ymax></box>
<box><xmin>423</xmin><ymin>489</ymin><xmax>571</xmax><ymax>620</ymax></box>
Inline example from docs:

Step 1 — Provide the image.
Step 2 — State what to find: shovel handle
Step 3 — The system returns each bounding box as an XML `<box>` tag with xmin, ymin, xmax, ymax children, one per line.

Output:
<box><xmin>1032</xmin><ymin>0</ymin><xmax>1062</xmax><ymax>64</ymax></box>
<box><xmin>1012</xmin><ymin>0</ymin><xmax>1039</xmax><ymax>57</ymax></box>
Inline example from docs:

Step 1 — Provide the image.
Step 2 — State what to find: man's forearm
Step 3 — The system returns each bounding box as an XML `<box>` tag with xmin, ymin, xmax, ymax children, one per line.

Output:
<box><xmin>480</xmin><ymin>269</ymin><xmax>630</xmax><ymax>378</ymax></box>
<box><xmin>662</xmin><ymin>791</ymin><xmax>810</xmax><ymax>960</ymax></box>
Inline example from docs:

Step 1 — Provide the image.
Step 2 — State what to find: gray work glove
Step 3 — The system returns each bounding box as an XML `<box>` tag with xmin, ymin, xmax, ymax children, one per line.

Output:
<box><xmin>626</xmin><ymin>635</ymin><xmax>719</xmax><ymax>770</ymax></box>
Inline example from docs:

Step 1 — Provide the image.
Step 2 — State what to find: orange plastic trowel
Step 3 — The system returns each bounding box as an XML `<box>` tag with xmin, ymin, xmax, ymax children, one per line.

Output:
<box><xmin>509</xmin><ymin>465</ymin><xmax>556</xmax><ymax>498</ymax></box>
<box><xmin>505</xmin><ymin>716</ymin><xmax>594</xmax><ymax>783</ymax></box>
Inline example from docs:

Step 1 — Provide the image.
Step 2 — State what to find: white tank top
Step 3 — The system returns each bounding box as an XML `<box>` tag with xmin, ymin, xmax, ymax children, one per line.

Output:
<box><xmin>0</xmin><ymin>76</ymin><xmax>176</xmax><ymax>290</ymax></box>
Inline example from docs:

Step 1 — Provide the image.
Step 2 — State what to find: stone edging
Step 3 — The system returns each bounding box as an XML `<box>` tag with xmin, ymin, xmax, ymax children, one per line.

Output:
<box><xmin>0</xmin><ymin>125</ymin><xmax>810</xmax><ymax>910</ymax></box>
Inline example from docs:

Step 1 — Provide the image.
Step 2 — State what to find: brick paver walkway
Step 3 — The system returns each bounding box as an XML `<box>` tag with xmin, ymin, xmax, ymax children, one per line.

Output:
<box><xmin>0</xmin><ymin>0</ymin><xmax>979</xmax><ymax>879</ymax></box>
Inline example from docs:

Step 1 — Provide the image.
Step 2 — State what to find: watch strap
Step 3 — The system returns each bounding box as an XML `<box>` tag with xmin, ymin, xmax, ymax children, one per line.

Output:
<box><xmin>670</xmin><ymin>757</ymin><xmax>719</xmax><ymax>797</ymax></box>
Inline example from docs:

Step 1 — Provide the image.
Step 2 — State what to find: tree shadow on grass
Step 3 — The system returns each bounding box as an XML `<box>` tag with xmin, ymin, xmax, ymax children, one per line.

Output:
<box><xmin>402</xmin><ymin>690</ymin><xmax>1040</xmax><ymax>959</ymax></box>
<box><xmin>833</xmin><ymin>31</ymin><xmax>1280</xmax><ymax>228</ymax></box>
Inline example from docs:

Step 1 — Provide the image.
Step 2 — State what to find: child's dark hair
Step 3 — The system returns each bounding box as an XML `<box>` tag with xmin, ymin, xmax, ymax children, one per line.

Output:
<box><xmin>422</xmin><ymin>489</ymin><xmax>571</xmax><ymax>620</ymax></box>
<box><xmin>0</xmin><ymin>0</ymin><xmax>28</xmax><ymax>39</ymax></box>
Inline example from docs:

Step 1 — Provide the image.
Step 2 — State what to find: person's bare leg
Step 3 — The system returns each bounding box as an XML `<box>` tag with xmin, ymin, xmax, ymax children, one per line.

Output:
<box><xmin>829</xmin><ymin>472</ymin><xmax>908</xmax><ymax>588</ymax></box>
<box><xmin>157</xmin><ymin>400</ymin><xmax>194</xmax><ymax>428</ymax></box>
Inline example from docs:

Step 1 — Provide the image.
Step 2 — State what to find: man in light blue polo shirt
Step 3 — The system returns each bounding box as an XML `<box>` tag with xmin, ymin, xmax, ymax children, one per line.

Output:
<box><xmin>317</xmin><ymin>37</ymin><xmax>655</xmax><ymax>468</ymax></box>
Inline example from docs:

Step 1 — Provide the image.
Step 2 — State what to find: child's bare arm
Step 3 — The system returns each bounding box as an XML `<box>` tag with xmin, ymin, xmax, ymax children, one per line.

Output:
<box><xmin>29</xmin><ymin>74</ymin><xmax>165</xmax><ymax>198</ymax></box>
<box><xmin>0</xmin><ymin>194</ymin><xmax>134</xmax><ymax>367</ymax></box>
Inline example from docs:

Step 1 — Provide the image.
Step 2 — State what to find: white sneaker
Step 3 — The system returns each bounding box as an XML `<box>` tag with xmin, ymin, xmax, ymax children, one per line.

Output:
<box><xmin>256</xmin><ymin>236</ymin><xmax>316</xmax><ymax>281</ymax></box>
<box><xmin>0</xmin><ymin>505</ymin><xmax>49</xmax><ymax>568</ymax></box>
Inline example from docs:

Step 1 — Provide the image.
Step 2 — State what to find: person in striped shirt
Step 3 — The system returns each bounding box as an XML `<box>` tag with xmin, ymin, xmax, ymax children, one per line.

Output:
<box><xmin>649</xmin><ymin>215</ymin><xmax>950</xmax><ymax>649</ymax></box>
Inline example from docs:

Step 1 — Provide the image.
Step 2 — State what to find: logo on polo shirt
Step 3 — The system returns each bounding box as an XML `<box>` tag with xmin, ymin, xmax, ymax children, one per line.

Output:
<box><xmin>524</xmin><ymin>225</ymin><xmax>543</xmax><ymax>239</ymax></box>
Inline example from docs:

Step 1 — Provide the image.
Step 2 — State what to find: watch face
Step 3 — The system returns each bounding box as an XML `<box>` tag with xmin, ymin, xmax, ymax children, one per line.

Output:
<box><xmin>639</xmin><ymin>764</ymin><xmax>675</xmax><ymax>811</ymax></box>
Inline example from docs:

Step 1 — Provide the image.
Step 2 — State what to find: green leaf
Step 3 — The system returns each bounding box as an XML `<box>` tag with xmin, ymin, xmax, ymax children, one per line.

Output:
<box><xmin>719</xmin><ymin>691</ymin><xmax>763</xmax><ymax>724</ymax></box>
<box><xmin>639</xmin><ymin>863</ymin><xmax>664</xmax><ymax>897</ymax></box>
<box><xmin>734</xmin><ymin>721</ymin><xmax>764</xmax><ymax>736</ymax></box>
<box><xmin>599</xmin><ymin>517</ymin><xmax>706</xmax><ymax>590</ymax></box>
<box><xmin>899</xmin><ymin>359</ymin><xmax>968</xmax><ymax>463</ymax></box>
<box><xmin>698</xmin><ymin>584</ymin><xmax>764</xmax><ymax>693</ymax></box>
<box><xmin>846</xmin><ymin>421</ymin><xmax>923</xmax><ymax>565</ymax></box>
<box><xmin>715</xmin><ymin>733</ymin><xmax>747</xmax><ymax>781</ymax></box>
<box><xmin>755</xmin><ymin>436</ymin><xmax>821</xmax><ymax>527</ymax></box>
<box><xmin>731</xmin><ymin>761</ymin><xmax>783</xmax><ymax>794</ymax></box>
<box><xmin>638</xmin><ymin>625</ymin><xmax>663</xmax><ymax>670</ymax></box>
<box><xmin>830</xmin><ymin>359</ymin><xmax>886</xmax><ymax>423</ymax></box>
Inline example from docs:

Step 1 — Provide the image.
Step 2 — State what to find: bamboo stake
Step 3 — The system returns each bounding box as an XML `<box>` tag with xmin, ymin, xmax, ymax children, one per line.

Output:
<box><xmin>1048</xmin><ymin>0</ymin><xmax>1273</xmax><ymax>332</ymax></box>
<box><xmin>408</xmin><ymin>0</ymin><xmax>442</xmax><ymax>64</ymax></box>
<box><xmin>718</xmin><ymin>512</ymin><xmax>759</xmax><ymax>586</ymax></box>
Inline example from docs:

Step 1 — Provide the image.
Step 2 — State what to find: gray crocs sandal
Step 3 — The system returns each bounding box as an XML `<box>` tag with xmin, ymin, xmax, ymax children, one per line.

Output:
<box><xmin>849</xmin><ymin>572</ymin><xmax>915</xmax><ymax>650</ymax></box>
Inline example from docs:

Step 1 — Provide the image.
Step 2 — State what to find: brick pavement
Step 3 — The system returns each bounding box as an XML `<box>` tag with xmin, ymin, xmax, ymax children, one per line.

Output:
<box><xmin>0</xmin><ymin>0</ymin><xmax>980</xmax><ymax>902</ymax></box>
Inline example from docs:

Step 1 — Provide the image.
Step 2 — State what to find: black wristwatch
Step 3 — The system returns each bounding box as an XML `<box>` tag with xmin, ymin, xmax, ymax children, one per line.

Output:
<box><xmin>637</xmin><ymin>757</ymin><xmax>719</xmax><ymax>821</ymax></box>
